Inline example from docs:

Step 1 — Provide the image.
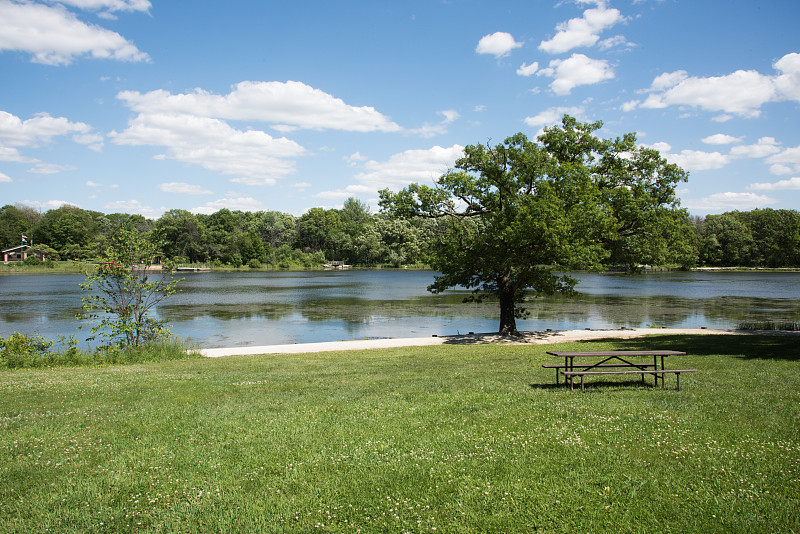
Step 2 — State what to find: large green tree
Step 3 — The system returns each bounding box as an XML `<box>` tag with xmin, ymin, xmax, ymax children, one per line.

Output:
<box><xmin>380</xmin><ymin>116</ymin><xmax>689</xmax><ymax>335</ymax></box>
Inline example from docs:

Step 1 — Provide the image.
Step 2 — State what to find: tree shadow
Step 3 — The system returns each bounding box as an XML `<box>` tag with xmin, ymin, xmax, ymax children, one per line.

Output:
<box><xmin>575</xmin><ymin>333</ymin><xmax>800</xmax><ymax>361</ymax></box>
<box><xmin>440</xmin><ymin>330</ymin><xmax>582</xmax><ymax>346</ymax></box>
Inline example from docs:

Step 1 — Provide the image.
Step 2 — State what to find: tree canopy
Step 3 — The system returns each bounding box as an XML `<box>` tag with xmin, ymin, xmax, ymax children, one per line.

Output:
<box><xmin>379</xmin><ymin>115</ymin><xmax>691</xmax><ymax>335</ymax></box>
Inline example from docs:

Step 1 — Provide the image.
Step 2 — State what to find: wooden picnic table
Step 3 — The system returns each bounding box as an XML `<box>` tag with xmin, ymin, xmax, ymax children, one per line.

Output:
<box><xmin>544</xmin><ymin>350</ymin><xmax>694</xmax><ymax>392</ymax></box>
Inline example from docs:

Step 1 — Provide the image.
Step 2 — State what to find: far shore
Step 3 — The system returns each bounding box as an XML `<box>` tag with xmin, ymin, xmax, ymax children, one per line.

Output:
<box><xmin>3</xmin><ymin>263</ymin><xmax>800</xmax><ymax>275</ymax></box>
<box><xmin>198</xmin><ymin>327</ymin><xmax>800</xmax><ymax>357</ymax></box>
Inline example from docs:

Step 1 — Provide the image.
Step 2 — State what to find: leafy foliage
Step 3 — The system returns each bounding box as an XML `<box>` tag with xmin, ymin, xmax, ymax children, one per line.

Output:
<box><xmin>78</xmin><ymin>223</ymin><xmax>182</xmax><ymax>348</ymax></box>
<box><xmin>380</xmin><ymin>116</ymin><xmax>690</xmax><ymax>334</ymax></box>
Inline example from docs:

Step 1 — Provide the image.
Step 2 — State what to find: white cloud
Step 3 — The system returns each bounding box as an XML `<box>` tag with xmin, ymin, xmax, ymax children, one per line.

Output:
<box><xmin>524</xmin><ymin>106</ymin><xmax>585</xmax><ymax>128</ymax></box>
<box><xmin>748</xmin><ymin>177</ymin><xmax>800</xmax><ymax>191</ymax></box>
<box><xmin>0</xmin><ymin>110</ymin><xmax>97</xmax><ymax>173</ymax></box>
<box><xmin>110</xmin><ymin>113</ymin><xmax>306</xmax><ymax>186</ymax></box>
<box><xmin>539</xmin><ymin>3</ymin><xmax>625</xmax><ymax>54</ymax></box>
<box><xmin>117</xmin><ymin>81</ymin><xmax>402</xmax><ymax>133</ymax></box>
<box><xmin>409</xmin><ymin>109</ymin><xmax>460</xmax><ymax>138</ymax></box>
<box><xmin>73</xmin><ymin>132</ymin><xmax>104</xmax><ymax>151</ymax></box>
<box><xmin>537</xmin><ymin>53</ymin><xmax>614</xmax><ymax>95</ymax></box>
<box><xmin>729</xmin><ymin>137</ymin><xmax>781</xmax><ymax>158</ymax></box>
<box><xmin>158</xmin><ymin>182</ymin><xmax>214</xmax><ymax>195</ymax></box>
<box><xmin>664</xmin><ymin>150</ymin><xmax>729</xmax><ymax>171</ymax></box>
<box><xmin>0</xmin><ymin>146</ymin><xmax>34</xmax><ymax>163</ymax></box>
<box><xmin>0</xmin><ymin>0</ymin><xmax>149</xmax><ymax>65</ymax></box>
<box><xmin>0</xmin><ymin>111</ymin><xmax>93</xmax><ymax>147</ymax></box>
<box><xmin>475</xmin><ymin>32</ymin><xmax>522</xmax><ymax>58</ymax></box>
<box><xmin>314</xmin><ymin>184</ymin><xmax>373</xmax><ymax>200</ymax></box>
<box><xmin>597</xmin><ymin>35</ymin><xmax>633</xmax><ymax>50</ymax></box>
<box><xmin>687</xmin><ymin>192</ymin><xmax>775</xmax><ymax>212</ymax></box>
<box><xmin>28</xmin><ymin>162</ymin><xmax>76</xmax><ymax>174</ymax></box>
<box><xmin>516</xmin><ymin>62</ymin><xmax>539</xmax><ymax>77</ymax></box>
<box><xmin>0</xmin><ymin>171</ymin><xmax>11</xmax><ymax>183</ymax></box>
<box><xmin>86</xmin><ymin>180</ymin><xmax>102</xmax><ymax>187</ymax></box>
<box><xmin>344</xmin><ymin>152</ymin><xmax>368</xmax><ymax>167</ymax></box>
<box><xmin>104</xmin><ymin>199</ymin><xmax>162</xmax><ymax>218</ymax></box>
<box><xmin>191</xmin><ymin>197</ymin><xmax>264</xmax><ymax>215</ymax></box>
<box><xmin>702</xmin><ymin>134</ymin><xmax>742</xmax><ymax>145</ymax></box>
<box><xmin>644</xmin><ymin>141</ymin><xmax>672</xmax><ymax>153</ymax></box>
<box><xmin>648</xmin><ymin>70</ymin><xmax>688</xmax><ymax>92</ymax></box>
<box><xmin>347</xmin><ymin>145</ymin><xmax>464</xmax><ymax>193</ymax></box>
<box><xmin>23</xmin><ymin>199</ymin><xmax>78</xmax><ymax>211</ymax></box>
<box><xmin>641</xmin><ymin>70</ymin><xmax>775</xmax><ymax>118</ymax></box>
<box><xmin>770</xmin><ymin>164</ymin><xmax>794</xmax><ymax>175</ymax></box>
<box><xmin>638</xmin><ymin>53</ymin><xmax>800</xmax><ymax>118</ymax></box>
<box><xmin>56</xmin><ymin>0</ymin><xmax>151</xmax><ymax>13</ymax></box>
<box><xmin>774</xmin><ymin>52</ymin><xmax>800</xmax><ymax>101</ymax></box>
<box><xmin>766</xmin><ymin>145</ymin><xmax>800</xmax><ymax>175</ymax></box>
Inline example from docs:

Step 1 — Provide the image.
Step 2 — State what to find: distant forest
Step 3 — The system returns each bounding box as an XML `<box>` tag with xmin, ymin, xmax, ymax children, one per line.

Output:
<box><xmin>2</xmin><ymin>199</ymin><xmax>799</xmax><ymax>269</ymax></box>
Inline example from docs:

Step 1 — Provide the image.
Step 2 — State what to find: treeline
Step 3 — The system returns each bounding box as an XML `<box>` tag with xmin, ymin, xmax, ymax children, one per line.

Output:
<box><xmin>1</xmin><ymin>200</ymin><xmax>798</xmax><ymax>268</ymax></box>
<box><xmin>692</xmin><ymin>209</ymin><xmax>800</xmax><ymax>267</ymax></box>
<box><xmin>0</xmin><ymin>198</ymin><xmax>434</xmax><ymax>268</ymax></box>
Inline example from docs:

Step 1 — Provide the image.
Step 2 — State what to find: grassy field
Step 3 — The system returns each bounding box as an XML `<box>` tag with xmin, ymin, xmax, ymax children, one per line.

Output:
<box><xmin>1</xmin><ymin>334</ymin><xmax>798</xmax><ymax>533</ymax></box>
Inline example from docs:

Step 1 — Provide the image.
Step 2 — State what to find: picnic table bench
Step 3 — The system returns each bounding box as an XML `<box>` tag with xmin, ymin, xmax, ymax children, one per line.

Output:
<box><xmin>545</xmin><ymin>350</ymin><xmax>696</xmax><ymax>392</ymax></box>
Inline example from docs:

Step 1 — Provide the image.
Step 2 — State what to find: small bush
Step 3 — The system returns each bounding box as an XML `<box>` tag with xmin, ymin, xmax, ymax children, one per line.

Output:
<box><xmin>247</xmin><ymin>258</ymin><xmax>262</xmax><ymax>269</ymax></box>
<box><xmin>0</xmin><ymin>332</ymin><xmax>53</xmax><ymax>368</ymax></box>
<box><xmin>0</xmin><ymin>332</ymin><xmax>200</xmax><ymax>369</ymax></box>
<box><xmin>23</xmin><ymin>256</ymin><xmax>43</xmax><ymax>266</ymax></box>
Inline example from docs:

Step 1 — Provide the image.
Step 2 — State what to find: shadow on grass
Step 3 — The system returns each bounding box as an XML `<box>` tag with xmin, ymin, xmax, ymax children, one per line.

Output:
<box><xmin>530</xmin><ymin>378</ymin><xmax>658</xmax><ymax>391</ymax></box>
<box><xmin>577</xmin><ymin>333</ymin><xmax>800</xmax><ymax>361</ymax></box>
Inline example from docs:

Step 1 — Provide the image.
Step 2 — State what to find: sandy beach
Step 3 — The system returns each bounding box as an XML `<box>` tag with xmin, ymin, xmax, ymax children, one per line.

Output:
<box><xmin>199</xmin><ymin>327</ymin><xmax>763</xmax><ymax>357</ymax></box>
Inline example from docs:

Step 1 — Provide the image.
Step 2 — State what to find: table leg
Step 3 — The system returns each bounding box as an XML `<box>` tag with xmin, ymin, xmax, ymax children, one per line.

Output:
<box><xmin>653</xmin><ymin>355</ymin><xmax>659</xmax><ymax>386</ymax></box>
<box><xmin>566</xmin><ymin>357</ymin><xmax>572</xmax><ymax>388</ymax></box>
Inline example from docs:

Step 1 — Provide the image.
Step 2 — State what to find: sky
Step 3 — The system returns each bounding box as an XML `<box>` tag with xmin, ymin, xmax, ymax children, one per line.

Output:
<box><xmin>1</xmin><ymin>0</ymin><xmax>799</xmax><ymax>219</ymax></box>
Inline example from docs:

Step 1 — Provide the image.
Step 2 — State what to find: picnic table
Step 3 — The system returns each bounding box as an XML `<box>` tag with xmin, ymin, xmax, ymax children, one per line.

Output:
<box><xmin>544</xmin><ymin>350</ymin><xmax>696</xmax><ymax>392</ymax></box>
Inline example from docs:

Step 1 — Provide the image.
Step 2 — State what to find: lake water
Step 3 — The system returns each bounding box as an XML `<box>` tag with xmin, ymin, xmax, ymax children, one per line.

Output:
<box><xmin>1</xmin><ymin>270</ymin><xmax>798</xmax><ymax>348</ymax></box>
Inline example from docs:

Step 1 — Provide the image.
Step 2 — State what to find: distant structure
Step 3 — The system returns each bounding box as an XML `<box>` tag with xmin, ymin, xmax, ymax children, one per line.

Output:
<box><xmin>2</xmin><ymin>235</ymin><xmax>45</xmax><ymax>263</ymax></box>
<box><xmin>324</xmin><ymin>261</ymin><xmax>351</xmax><ymax>270</ymax></box>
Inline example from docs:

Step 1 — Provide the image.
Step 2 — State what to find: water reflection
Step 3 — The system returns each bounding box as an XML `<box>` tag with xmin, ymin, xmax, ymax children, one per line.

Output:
<box><xmin>1</xmin><ymin>270</ymin><xmax>798</xmax><ymax>348</ymax></box>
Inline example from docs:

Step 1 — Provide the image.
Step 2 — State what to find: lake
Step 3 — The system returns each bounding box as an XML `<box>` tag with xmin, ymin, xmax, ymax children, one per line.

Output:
<box><xmin>1</xmin><ymin>270</ymin><xmax>798</xmax><ymax>348</ymax></box>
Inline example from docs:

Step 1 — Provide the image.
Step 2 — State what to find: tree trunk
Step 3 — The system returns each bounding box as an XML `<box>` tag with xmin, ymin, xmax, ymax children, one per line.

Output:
<box><xmin>498</xmin><ymin>286</ymin><xmax>519</xmax><ymax>336</ymax></box>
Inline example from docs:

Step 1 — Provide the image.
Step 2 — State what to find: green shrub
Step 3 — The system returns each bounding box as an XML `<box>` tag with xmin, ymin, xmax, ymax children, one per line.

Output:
<box><xmin>0</xmin><ymin>332</ymin><xmax>53</xmax><ymax>368</ymax></box>
<box><xmin>0</xmin><ymin>332</ymin><xmax>199</xmax><ymax>369</ymax></box>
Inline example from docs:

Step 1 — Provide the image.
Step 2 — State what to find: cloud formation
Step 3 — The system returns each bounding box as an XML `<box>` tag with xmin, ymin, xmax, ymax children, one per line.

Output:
<box><xmin>537</xmin><ymin>53</ymin><xmax>614</xmax><ymax>95</ymax></box>
<box><xmin>317</xmin><ymin>145</ymin><xmax>465</xmax><ymax>204</ymax></box>
<box><xmin>111</xmin><ymin>113</ymin><xmax>305</xmax><ymax>186</ymax></box>
<box><xmin>748</xmin><ymin>177</ymin><xmax>800</xmax><ymax>191</ymax></box>
<box><xmin>475</xmin><ymin>32</ymin><xmax>522</xmax><ymax>58</ymax></box>
<box><xmin>629</xmin><ymin>52</ymin><xmax>800</xmax><ymax>118</ymax></box>
<box><xmin>0</xmin><ymin>0</ymin><xmax>149</xmax><ymax>65</ymax></box>
<box><xmin>539</xmin><ymin>1</ymin><xmax>625</xmax><ymax>54</ymax></box>
<box><xmin>113</xmin><ymin>81</ymin><xmax>404</xmax><ymax>186</ymax></box>
<box><xmin>117</xmin><ymin>81</ymin><xmax>402</xmax><ymax>133</ymax></box>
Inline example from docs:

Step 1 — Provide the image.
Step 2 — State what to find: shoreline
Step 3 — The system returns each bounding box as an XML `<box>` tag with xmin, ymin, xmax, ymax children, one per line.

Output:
<box><xmin>198</xmin><ymin>327</ymin><xmax>798</xmax><ymax>357</ymax></box>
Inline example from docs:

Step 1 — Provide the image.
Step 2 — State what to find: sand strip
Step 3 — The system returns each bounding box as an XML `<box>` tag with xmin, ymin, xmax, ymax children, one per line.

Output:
<box><xmin>198</xmin><ymin>327</ymin><xmax>754</xmax><ymax>357</ymax></box>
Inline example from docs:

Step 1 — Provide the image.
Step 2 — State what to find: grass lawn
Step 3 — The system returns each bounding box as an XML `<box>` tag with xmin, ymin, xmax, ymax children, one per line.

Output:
<box><xmin>1</xmin><ymin>334</ymin><xmax>798</xmax><ymax>533</ymax></box>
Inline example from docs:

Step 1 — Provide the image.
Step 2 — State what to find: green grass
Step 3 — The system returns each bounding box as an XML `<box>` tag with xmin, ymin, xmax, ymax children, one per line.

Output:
<box><xmin>1</xmin><ymin>335</ymin><xmax>798</xmax><ymax>533</ymax></box>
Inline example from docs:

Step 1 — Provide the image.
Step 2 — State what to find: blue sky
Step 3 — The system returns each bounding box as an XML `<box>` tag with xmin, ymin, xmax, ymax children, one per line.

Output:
<box><xmin>1</xmin><ymin>0</ymin><xmax>799</xmax><ymax>218</ymax></box>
